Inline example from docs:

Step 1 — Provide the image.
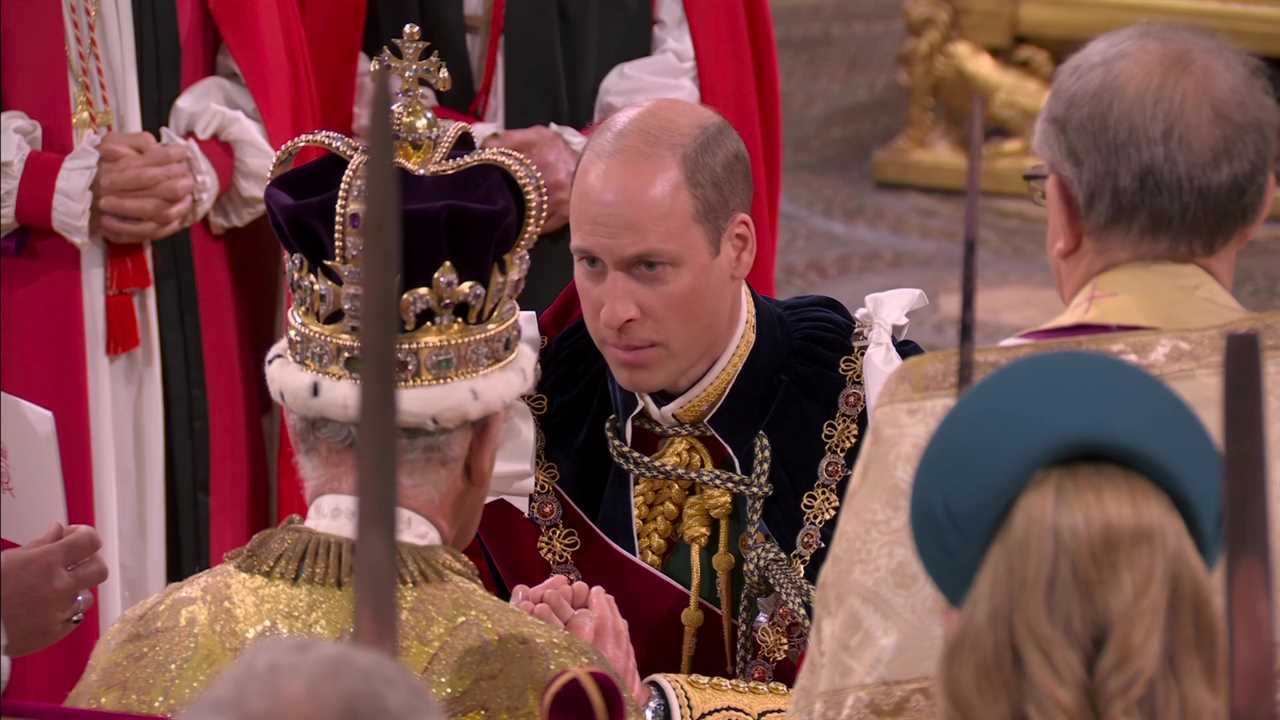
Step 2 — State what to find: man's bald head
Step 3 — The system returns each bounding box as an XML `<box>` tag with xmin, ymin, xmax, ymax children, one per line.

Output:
<box><xmin>580</xmin><ymin>99</ymin><xmax>753</xmax><ymax>251</ymax></box>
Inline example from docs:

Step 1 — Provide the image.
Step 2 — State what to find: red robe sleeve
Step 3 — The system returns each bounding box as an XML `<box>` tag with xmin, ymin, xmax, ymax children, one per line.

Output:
<box><xmin>207</xmin><ymin>0</ymin><xmax>369</xmax><ymax>526</ymax></box>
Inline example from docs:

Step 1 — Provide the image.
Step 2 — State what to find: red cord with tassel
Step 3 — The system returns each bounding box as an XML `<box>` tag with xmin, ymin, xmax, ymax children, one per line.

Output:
<box><xmin>104</xmin><ymin>243</ymin><xmax>151</xmax><ymax>355</ymax></box>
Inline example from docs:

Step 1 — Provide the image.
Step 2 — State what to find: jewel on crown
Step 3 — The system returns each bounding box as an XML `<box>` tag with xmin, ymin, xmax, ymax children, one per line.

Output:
<box><xmin>267</xmin><ymin>24</ymin><xmax>549</xmax><ymax>388</ymax></box>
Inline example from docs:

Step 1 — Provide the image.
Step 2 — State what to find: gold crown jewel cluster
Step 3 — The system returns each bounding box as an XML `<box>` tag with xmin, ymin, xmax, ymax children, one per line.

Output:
<box><xmin>268</xmin><ymin>24</ymin><xmax>549</xmax><ymax>388</ymax></box>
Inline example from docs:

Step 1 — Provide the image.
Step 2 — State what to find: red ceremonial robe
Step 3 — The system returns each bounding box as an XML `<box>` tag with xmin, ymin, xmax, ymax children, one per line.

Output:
<box><xmin>1</xmin><ymin>1</ymin><xmax>110</xmax><ymax>701</ymax></box>
<box><xmin>0</xmin><ymin>0</ymin><xmax>334</xmax><ymax>702</ymax></box>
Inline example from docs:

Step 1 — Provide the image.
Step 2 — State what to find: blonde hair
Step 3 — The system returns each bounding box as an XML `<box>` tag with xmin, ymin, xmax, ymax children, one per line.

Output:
<box><xmin>940</xmin><ymin>462</ymin><xmax>1224</xmax><ymax>720</ymax></box>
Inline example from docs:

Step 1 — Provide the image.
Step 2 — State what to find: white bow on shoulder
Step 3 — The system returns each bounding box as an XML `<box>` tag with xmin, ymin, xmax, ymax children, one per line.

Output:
<box><xmin>854</xmin><ymin>288</ymin><xmax>929</xmax><ymax>417</ymax></box>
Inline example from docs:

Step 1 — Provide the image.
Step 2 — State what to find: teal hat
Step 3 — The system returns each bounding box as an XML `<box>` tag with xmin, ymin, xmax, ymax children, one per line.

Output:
<box><xmin>910</xmin><ymin>352</ymin><xmax>1222</xmax><ymax>607</ymax></box>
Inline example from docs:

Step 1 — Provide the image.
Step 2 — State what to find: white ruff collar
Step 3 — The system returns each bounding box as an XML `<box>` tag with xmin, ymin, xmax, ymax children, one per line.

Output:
<box><xmin>304</xmin><ymin>494</ymin><xmax>443</xmax><ymax>546</ymax></box>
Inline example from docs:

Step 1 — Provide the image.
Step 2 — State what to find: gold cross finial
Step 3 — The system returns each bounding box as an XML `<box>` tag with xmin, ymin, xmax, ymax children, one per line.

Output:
<box><xmin>376</xmin><ymin>23</ymin><xmax>452</xmax><ymax>98</ymax></box>
<box><xmin>371</xmin><ymin>24</ymin><xmax>455</xmax><ymax>169</ymax></box>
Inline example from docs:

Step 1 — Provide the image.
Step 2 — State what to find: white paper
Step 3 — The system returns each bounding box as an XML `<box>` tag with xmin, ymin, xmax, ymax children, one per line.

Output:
<box><xmin>1</xmin><ymin>392</ymin><xmax>68</xmax><ymax>545</ymax></box>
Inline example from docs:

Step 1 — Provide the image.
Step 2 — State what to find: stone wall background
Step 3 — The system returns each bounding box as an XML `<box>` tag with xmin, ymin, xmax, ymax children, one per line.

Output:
<box><xmin>770</xmin><ymin>0</ymin><xmax>1279</xmax><ymax>349</ymax></box>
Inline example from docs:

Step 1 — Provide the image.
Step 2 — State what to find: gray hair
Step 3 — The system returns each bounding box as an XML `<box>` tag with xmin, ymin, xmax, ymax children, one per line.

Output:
<box><xmin>285</xmin><ymin>411</ymin><xmax>474</xmax><ymax>499</ymax></box>
<box><xmin>1032</xmin><ymin>23</ymin><xmax>1278</xmax><ymax>259</ymax></box>
<box><xmin>178</xmin><ymin>637</ymin><xmax>441</xmax><ymax>720</ymax></box>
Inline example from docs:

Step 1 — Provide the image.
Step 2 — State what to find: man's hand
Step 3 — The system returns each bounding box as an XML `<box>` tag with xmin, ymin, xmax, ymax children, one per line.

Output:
<box><xmin>483</xmin><ymin>126</ymin><xmax>577</xmax><ymax>234</ymax></box>
<box><xmin>0</xmin><ymin>523</ymin><xmax>109</xmax><ymax>657</ymax></box>
<box><xmin>93</xmin><ymin>132</ymin><xmax>195</xmax><ymax>244</ymax></box>
<box><xmin>512</xmin><ymin>577</ymin><xmax>647</xmax><ymax>704</ymax></box>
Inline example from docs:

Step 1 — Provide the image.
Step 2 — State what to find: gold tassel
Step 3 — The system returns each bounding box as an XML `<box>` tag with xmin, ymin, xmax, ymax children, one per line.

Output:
<box><xmin>715</xmin><ymin>519</ymin><xmax>735</xmax><ymax>675</ymax></box>
<box><xmin>704</xmin><ymin>488</ymin><xmax>736</xmax><ymax>675</ymax></box>
<box><xmin>680</xmin><ymin>491</ymin><xmax>712</xmax><ymax>673</ymax></box>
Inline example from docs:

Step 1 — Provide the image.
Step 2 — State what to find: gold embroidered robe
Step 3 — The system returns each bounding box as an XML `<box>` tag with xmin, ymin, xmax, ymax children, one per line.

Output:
<box><xmin>790</xmin><ymin>306</ymin><xmax>1280</xmax><ymax>719</ymax></box>
<box><xmin>67</xmin><ymin>520</ymin><xmax>614</xmax><ymax>719</ymax></box>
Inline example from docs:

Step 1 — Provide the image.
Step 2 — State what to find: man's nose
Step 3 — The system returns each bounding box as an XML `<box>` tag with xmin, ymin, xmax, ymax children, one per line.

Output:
<box><xmin>597</xmin><ymin>276</ymin><xmax>640</xmax><ymax>333</ymax></box>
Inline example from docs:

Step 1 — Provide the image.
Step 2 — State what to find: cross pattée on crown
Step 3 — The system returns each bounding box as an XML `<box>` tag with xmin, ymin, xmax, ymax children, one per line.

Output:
<box><xmin>372</xmin><ymin>23</ymin><xmax>454</xmax><ymax>168</ymax></box>
<box><xmin>375</xmin><ymin>23</ymin><xmax>452</xmax><ymax>101</ymax></box>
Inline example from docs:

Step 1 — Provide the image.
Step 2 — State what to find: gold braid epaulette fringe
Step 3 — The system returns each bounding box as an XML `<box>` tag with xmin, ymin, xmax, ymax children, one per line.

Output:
<box><xmin>649</xmin><ymin>673</ymin><xmax>791</xmax><ymax>719</ymax></box>
<box><xmin>227</xmin><ymin>517</ymin><xmax>480</xmax><ymax>588</ymax></box>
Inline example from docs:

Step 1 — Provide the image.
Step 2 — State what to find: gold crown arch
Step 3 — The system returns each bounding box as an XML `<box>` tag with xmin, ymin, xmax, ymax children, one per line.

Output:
<box><xmin>268</xmin><ymin>24</ymin><xmax>549</xmax><ymax>388</ymax></box>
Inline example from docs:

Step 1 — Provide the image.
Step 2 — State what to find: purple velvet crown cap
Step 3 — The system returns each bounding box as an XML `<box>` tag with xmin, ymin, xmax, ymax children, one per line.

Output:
<box><xmin>540</xmin><ymin>667</ymin><xmax>628</xmax><ymax>720</ymax></box>
<box><xmin>263</xmin><ymin>150</ymin><xmax>526</xmax><ymax>294</ymax></box>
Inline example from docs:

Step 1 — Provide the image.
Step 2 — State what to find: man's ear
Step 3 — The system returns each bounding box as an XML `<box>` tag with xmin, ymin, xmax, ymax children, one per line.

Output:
<box><xmin>720</xmin><ymin>212</ymin><xmax>757</xmax><ymax>281</ymax></box>
<box><xmin>1048</xmin><ymin>174</ymin><xmax>1085</xmax><ymax>259</ymax></box>
<box><xmin>463</xmin><ymin>410</ymin><xmax>506</xmax><ymax>491</ymax></box>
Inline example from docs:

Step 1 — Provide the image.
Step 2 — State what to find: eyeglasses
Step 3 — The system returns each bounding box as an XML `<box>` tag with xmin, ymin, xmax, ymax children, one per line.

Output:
<box><xmin>1022</xmin><ymin>164</ymin><xmax>1048</xmax><ymax>207</ymax></box>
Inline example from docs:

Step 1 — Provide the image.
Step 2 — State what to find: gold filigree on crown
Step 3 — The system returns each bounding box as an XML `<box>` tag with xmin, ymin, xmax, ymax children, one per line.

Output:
<box><xmin>267</xmin><ymin>24</ymin><xmax>549</xmax><ymax>388</ymax></box>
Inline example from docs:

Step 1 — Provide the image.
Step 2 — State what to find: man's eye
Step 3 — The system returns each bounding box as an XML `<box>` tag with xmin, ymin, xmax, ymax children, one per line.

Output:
<box><xmin>637</xmin><ymin>261</ymin><xmax>662</xmax><ymax>274</ymax></box>
<box><xmin>577</xmin><ymin>256</ymin><xmax>602</xmax><ymax>270</ymax></box>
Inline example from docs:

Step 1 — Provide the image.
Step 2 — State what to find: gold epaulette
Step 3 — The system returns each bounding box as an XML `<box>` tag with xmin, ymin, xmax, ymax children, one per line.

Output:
<box><xmin>647</xmin><ymin>673</ymin><xmax>791</xmax><ymax>719</ymax></box>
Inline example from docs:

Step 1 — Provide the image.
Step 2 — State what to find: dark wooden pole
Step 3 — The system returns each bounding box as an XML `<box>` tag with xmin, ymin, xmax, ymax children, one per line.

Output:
<box><xmin>1223</xmin><ymin>332</ymin><xmax>1275</xmax><ymax>720</ymax></box>
<box><xmin>957</xmin><ymin>94</ymin><xmax>984</xmax><ymax>393</ymax></box>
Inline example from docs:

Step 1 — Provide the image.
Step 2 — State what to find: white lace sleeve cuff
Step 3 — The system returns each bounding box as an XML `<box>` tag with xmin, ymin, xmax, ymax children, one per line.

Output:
<box><xmin>159</xmin><ymin>127</ymin><xmax>217</xmax><ymax>229</ymax></box>
<box><xmin>1</xmin><ymin>111</ymin><xmax>43</xmax><ymax>237</ymax></box>
<box><xmin>51</xmin><ymin>132</ymin><xmax>103</xmax><ymax>248</ymax></box>
<box><xmin>547</xmin><ymin>123</ymin><xmax>588</xmax><ymax>155</ymax></box>
<box><xmin>855</xmin><ymin>288</ymin><xmax>930</xmax><ymax>417</ymax></box>
<box><xmin>168</xmin><ymin>75</ymin><xmax>273</xmax><ymax>234</ymax></box>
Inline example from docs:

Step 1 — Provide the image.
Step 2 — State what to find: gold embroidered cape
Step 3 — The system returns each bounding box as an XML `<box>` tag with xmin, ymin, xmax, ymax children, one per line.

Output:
<box><xmin>790</xmin><ymin>311</ymin><xmax>1280</xmax><ymax>720</ymax></box>
<box><xmin>67</xmin><ymin>520</ymin><xmax>614</xmax><ymax>719</ymax></box>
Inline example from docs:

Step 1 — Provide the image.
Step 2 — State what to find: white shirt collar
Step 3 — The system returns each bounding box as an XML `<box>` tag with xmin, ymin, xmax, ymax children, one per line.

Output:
<box><xmin>303</xmin><ymin>494</ymin><xmax>443</xmax><ymax>546</ymax></box>
<box><xmin>638</xmin><ymin>285</ymin><xmax>751</xmax><ymax>426</ymax></box>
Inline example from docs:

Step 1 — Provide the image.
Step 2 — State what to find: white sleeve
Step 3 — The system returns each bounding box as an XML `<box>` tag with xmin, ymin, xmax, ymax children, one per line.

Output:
<box><xmin>1</xmin><ymin>111</ymin><xmax>42</xmax><ymax>238</ymax></box>
<box><xmin>351</xmin><ymin>52</ymin><xmax>373</xmax><ymax>141</ymax></box>
<box><xmin>4</xmin><ymin>112</ymin><xmax>103</xmax><ymax>248</ymax></box>
<box><xmin>592</xmin><ymin>0</ymin><xmax>700</xmax><ymax>122</ymax></box>
<box><xmin>167</xmin><ymin>45</ymin><xmax>274</xmax><ymax>234</ymax></box>
<box><xmin>52</xmin><ymin>134</ymin><xmax>102</xmax><ymax>249</ymax></box>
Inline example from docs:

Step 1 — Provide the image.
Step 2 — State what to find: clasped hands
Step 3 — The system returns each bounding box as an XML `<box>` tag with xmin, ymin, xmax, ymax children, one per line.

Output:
<box><xmin>511</xmin><ymin>574</ymin><xmax>648</xmax><ymax>705</ymax></box>
<box><xmin>92</xmin><ymin>131</ymin><xmax>196</xmax><ymax>244</ymax></box>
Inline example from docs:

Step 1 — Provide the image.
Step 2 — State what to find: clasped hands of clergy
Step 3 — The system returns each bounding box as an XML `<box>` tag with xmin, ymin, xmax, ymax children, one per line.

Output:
<box><xmin>91</xmin><ymin>131</ymin><xmax>196</xmax><ymax>244</ymax></box>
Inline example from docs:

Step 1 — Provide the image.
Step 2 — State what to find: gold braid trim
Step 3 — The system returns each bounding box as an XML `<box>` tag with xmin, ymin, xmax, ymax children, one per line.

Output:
<box><xmin>227</xmin><ymin>518</ymin><xmax>481</xmax><ymax>588</ymax></box>
<box><xmin>650</xmin><ymin>673</ymin><xmax>791</xmax><ymax>719</ymax></box>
